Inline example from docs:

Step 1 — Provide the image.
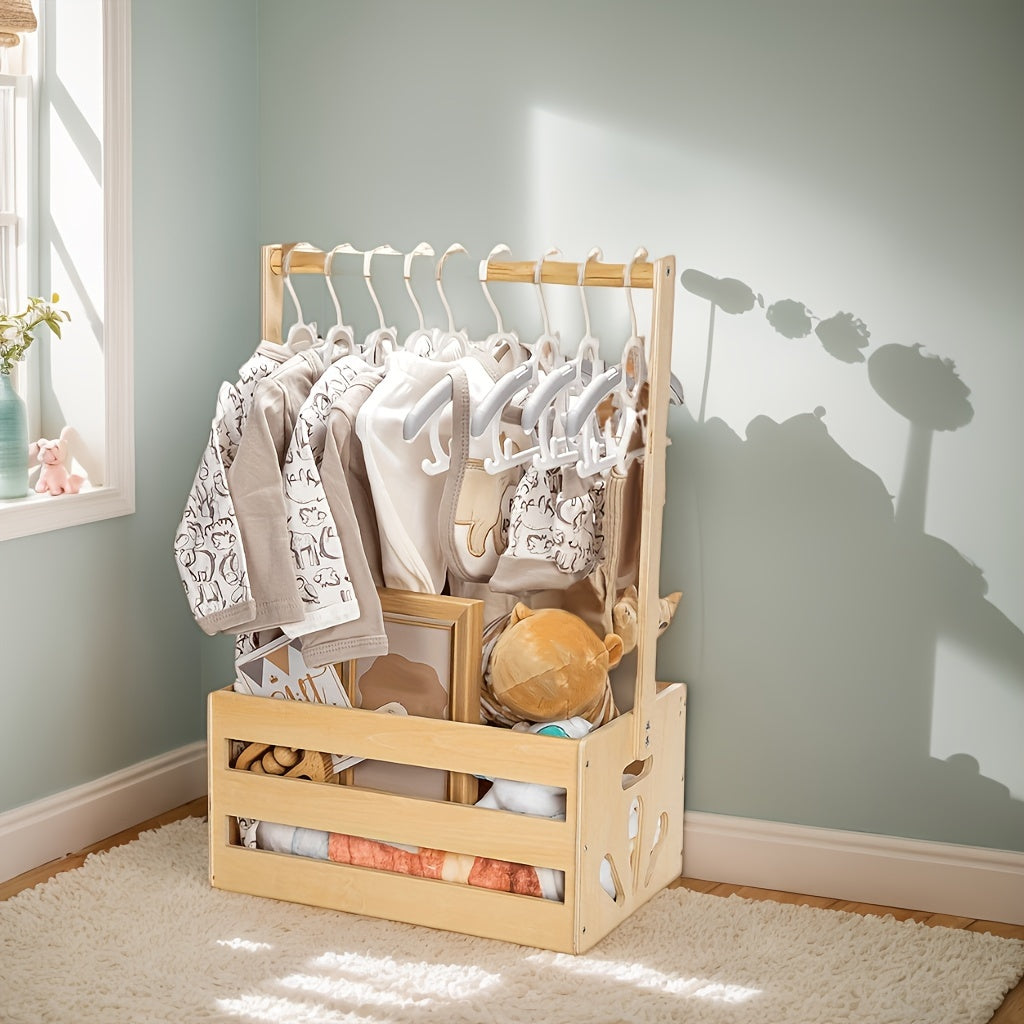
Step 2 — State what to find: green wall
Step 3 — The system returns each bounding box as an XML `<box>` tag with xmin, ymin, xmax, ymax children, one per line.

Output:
<box><xmin>3</xmin><ymin>1</ymin><xmax>1021</xmax><ymax>859</ymax></box>
<box><xmin>0</xmin><ymin>0</ymin><xmax>256</xmax><ymax>813</ymax></box>
<box><xmin>258</xmin><ymin>0</ymin><xmax>1024</xmax><ymax>852</ymax></box>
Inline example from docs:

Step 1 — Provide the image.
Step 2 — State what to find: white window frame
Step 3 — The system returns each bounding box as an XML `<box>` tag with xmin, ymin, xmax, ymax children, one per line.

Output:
<box><xmin>0</xmin><ymin>0</ymin><xmax>133</xmax><ymax>541</ymax></box>
<box><xmin>0</xmin><ymin>70</ymin><xmax>31</xmax><ymax>327</ymax></box>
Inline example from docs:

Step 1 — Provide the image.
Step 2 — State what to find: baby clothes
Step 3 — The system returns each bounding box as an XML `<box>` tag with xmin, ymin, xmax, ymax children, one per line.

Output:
<box><xmin>488</xmin><ymin>463</ymin><xmax>606</xmax><ymax>594</ymax></box>
<box><xmin>277</xmin><ymin>355</ymin><xmax>370</xmax><ymax>640</ymax></box>
<box><xmin>439</xmin><ymin>358</ymin><xmax>523</xmax><ymax>587</ymax></box>
<box><xmin>235</xmin><ymin>339</ymin><xmax>310</xmax><ymax>414</ymax></box>
<box><xmin>228</xmin><ymin>349</ymin><xmax>325</xmax><ymax>631</ymax></box>
<box><xmin>174</xmin><ymin>382</ymin><xmax>253</xmax><ymax>634</ymax></box>
<box><xmin>285</xmin><ymin>366</ymin><xmax>390</xmax><ymax>668</ymax></box>
<box><xmin>320</xmin><ymin>376</ymin><xmax>385</xmax><ymax>588</ymax></box>
<box><xmin>355</xmin><ymin>350</ymin><xmax>465</xmax><ymax>593</ymax></box>
<box><xmin>532</xmin><ymin>385</ymin><xmax>648</xmax><ymax>637</ymax></box>
<box><xmin>174</xmin><ymin>339</ymin><xmax>304</xmax><ymax>635</ymax></box>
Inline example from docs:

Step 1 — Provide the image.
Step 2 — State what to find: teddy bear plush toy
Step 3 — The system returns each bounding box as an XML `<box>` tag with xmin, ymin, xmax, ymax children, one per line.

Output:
<box><xmin>484</xmin><ymin>603</ymin><xmax>625</xmax><ymax>727</ymax></box>
<box><xmin>483</xmin><ymin>588</ymin><xmax>683</xmax><ymax>729</ymax></box>
<box><xmin>29</xmin><ymin>427</ymin><xmax>85</xmax><ymax>496</ymax></box>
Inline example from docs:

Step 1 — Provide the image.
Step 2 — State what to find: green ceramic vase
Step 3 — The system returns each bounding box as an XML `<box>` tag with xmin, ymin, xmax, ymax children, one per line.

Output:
<box><xmin>0</xmin><ymin>372</ymin><xmax>29</xmax><ymax>499</ymax></box>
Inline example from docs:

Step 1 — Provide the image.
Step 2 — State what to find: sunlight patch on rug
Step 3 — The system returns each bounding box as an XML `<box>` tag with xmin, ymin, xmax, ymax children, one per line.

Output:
<box><xmin>1</xmin><ymin>817</ymin><xmax>1021</xmax><ymax>1024</ymax></box>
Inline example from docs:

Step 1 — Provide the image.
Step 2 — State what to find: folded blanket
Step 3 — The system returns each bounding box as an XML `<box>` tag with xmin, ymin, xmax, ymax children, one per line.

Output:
<box><xmin>244</xmin><ymin>819</ymin><xmax>564</xmax><ymax>900</ymax></box>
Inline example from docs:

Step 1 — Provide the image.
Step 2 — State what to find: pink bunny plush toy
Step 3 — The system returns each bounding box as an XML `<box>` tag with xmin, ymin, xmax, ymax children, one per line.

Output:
<box><xmin>29</xmin><ymin>427</ymin><xmax>85</xmax><ymax>496</ymax></box>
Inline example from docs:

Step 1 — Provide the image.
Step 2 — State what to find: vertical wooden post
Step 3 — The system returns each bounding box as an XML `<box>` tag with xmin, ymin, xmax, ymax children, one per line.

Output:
<box><xmin>261</xmin><ymin>244</ymin><xmax>285</xmax><ymax>344</ymax></box>
<box><xmin>631</xmin><ymin>256</ymin><xmax>676</xmax><ymax>761</ymax></box>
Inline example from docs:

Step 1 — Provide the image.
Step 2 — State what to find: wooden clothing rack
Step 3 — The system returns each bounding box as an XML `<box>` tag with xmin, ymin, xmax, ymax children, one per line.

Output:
<box><xmin>207</xmin><ymin>242</ymin><xmax>687</xmax><ymax>954</ymax></box>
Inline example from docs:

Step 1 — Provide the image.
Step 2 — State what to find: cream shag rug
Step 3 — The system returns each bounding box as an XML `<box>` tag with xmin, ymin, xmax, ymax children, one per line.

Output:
<box><xmin>1</xmin><ymin>817</ymin><xmax>1022</xmax><ymax>1024</ymax></box>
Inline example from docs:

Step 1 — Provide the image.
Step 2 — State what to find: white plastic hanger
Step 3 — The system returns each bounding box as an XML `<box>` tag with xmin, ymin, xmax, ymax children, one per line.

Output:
<box><xmin>361</xmin><ymin>244</ymin><xmax>402</xmax><ymax>365</ymax></box>
<box><xmin>521</xmin><ymin>248</ymin><xmax>608</xmax><ymax>470</ymax></box>
<box><xmin>471</xmin><ymin>248</ymin><xmax>564</xmax><ymax>473</ymax></box>
<box><xmin>411</xmin><ymin>373</ymin><xmax>456</xmax><ymax>475</ymax></box>
<box><xmin>625</xmin><ymin>246</ymin><xmax>647</xmax><ymax>344</ymax></box>
<box><xmin>478</xmin><ymin>243</ymin><xmax>524</xmax><ymax>364</ymax></box>
<box><xmin>568</xmin><ymin>335</ymin><xmax>647</xmax><ymax>478</ymax></box>
<box><xmin>620</xmin><ymin>246</ymin><xmax>683</xmax><ymax>406</ymax></box>
<box><xmin>563</xmin><ymin>246</ymin><xmax>647</xmax><ymax>440</ymax></box>
<box><xmin>402</xmin><ymin>241</ymin><xmax>436</xmax><ymax>356</ymax></box>
<box><xmin>321</xmin><ymin>243</ymin><xmax>358</xmax><ymax>359</ymax></box>
<box><xmin>565</xmin><ymin>250</ymin><xmax>651</xmax><ymax>477</ymax></box>
<box><xmin>521</xmin><ymin>247</ymin><xmax>605</xmax><ymax>428</ymax></box>
<box><xmin>432</xmin><ymin>242</ymin><xmax>471</xmax><ymax>359</ymax></box>
<box><xmin>282</xmin><ymin>242</ymin><xmax>319</xmax><ymax>349</ymax></box>
<box><xmin>470</xmin><ymin>247</ymin><xmax>562</xmax><ymax>439</ymax></box>
<box><xmin>400</xmin><ymin>242</ymin><xmax>473</xmax><ymax>458</ymax></box>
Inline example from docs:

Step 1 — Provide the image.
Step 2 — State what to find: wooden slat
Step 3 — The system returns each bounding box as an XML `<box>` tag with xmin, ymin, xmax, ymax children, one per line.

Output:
<box><xmin>212</xmin><ymin>769</ymin><xmax>575</xmax><ymax>869</ymax></box>
<box><xmin>922</xmin><ymin>913</ymin><xmax>977</xmax><ymax>929</ymax></box>
<box><xmin>709</xmin><ymin>882</ymin><xmax>746</xmax><ymax>898</ymax></box>
<box><xmin>967</xmin><ymin>920</ymin><xmax>1024</xmax><ymax>940</ymax></box>
<box><xmin>671</xmin><ymin>876</ymin><xmax>719</xmax><ymax>893</ymax></box>
<box><xmin>209</xmin><ymin>688</ymin><xmax>581</xmax><ymax>787</ymax></box>
<box><xmin>830</xmin><ymin>901</ymin><xmax>934</xmax><ymax>923</ymax></box>
<box><xmin>732</xmin><ymin>886</ymin><xmax>837</xmax><ymax>910</ymax></box>
<box><xmin>211</xmin><ymin>842</ymin><xmax>577</xmax><ymax>953</ymax></box>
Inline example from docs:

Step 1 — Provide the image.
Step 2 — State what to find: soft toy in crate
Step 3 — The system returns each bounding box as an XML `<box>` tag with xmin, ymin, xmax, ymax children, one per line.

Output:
<box><xmin>29</xmin><ymin>427</ymin><xmax>86</xmax><ymax>496</ymax></box>
<box><xmin>484</xmin><ymin>603</ymin><xmax>625</xmax><ymax>727</ymax></box>
<box><xmin>483</xmin><ymin>591</ymin><xmax>683</xmax><ymax>728</ymax></box>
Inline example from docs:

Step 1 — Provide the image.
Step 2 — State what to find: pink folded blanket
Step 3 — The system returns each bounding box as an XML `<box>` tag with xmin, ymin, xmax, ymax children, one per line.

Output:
<box><xmin>327</xmin><ymin>831</ymin><xmax>552</xmax><ymax>898</ymax></box>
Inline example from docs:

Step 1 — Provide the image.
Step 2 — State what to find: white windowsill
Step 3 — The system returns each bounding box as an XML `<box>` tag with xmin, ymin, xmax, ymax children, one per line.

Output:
<box><xmin>0</xmin><ymin>483</ymin><xmax>134</xmax><ymax>541</ymax></box>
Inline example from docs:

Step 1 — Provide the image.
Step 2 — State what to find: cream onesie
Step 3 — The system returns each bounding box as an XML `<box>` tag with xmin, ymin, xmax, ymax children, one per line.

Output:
<box><xmin>354</xmin><ymin>350</ymin><xmax>462</xmax><ymax>593</ymax></box>
<box><xmin>355</xmin><ymin>349</ymin><xmax>512</xmax><ymax>595</ymax></box>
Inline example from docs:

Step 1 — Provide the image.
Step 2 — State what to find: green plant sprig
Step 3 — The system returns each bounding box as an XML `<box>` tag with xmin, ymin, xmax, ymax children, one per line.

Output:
<box><xmin>0</xmin><ymin>294</ymin><xmax>72</xmax><ymax>376</ymax></box>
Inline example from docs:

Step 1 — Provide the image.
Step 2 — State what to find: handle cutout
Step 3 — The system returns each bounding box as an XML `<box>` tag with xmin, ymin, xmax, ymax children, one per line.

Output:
<box><xmin>621</xmin><ymin>755</ymin><xmax>653</xmax><ymax>790</ymax></box>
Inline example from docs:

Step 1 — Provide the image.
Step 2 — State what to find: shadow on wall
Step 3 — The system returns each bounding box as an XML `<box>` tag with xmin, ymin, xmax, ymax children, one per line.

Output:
<box><xmin>672</xmin><ymin>269</ymin><xmax>1024</xmax><ymax>850</ymax></box>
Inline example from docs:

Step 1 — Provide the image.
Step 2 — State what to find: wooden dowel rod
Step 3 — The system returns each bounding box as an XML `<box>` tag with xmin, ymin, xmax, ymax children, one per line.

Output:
<box><xmin>484</xmin><ymin>260</ymin><xmax>654</xmax><ymax>289</ymax></box>
<box><xmin>266</xmin><ymin>245</ymin><xmax>655</xmax><ymax>289</ymax></box>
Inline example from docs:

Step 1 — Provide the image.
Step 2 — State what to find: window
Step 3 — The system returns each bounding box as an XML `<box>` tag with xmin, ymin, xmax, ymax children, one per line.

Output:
<box><xmin>0</xmin><ymin>67</ymin><xmax>30</xmax><ymax>330</ymax></box>
<box><xmin>0</xmin><ymin>0</ymin><xmax>132</xmax><ymax>541</ymax></box>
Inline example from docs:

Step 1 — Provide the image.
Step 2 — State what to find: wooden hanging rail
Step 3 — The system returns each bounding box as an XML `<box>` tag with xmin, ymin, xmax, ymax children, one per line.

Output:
<box><xmin>266</xmin><ymin>244</ymin><xmax>656</xmax><ymax>289</ymax></box>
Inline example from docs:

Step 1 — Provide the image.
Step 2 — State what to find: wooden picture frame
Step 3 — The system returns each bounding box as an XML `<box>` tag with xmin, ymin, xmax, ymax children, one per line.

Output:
<box><xmin>343</xmin><ymin>588</ymin><xmax>484</xmax><ymax>804</ymax></box>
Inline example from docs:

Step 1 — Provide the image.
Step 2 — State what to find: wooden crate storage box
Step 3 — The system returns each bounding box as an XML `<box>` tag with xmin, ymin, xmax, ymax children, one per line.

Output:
<box><xmin>208</xmin><ymin>680</ymin><xmax>685</xmax><ymax>954</ymax></box>
<box><xmin>208</xmin><ymin>245</ymin><xmax>685</xmax><ymax>954</ymax></box>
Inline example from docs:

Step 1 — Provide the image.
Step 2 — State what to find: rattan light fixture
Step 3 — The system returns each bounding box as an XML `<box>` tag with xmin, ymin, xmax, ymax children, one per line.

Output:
<box><xmin>0</xmin><ymin>0</ymin><xmax>37</xmax><ymax>48</ymax></box>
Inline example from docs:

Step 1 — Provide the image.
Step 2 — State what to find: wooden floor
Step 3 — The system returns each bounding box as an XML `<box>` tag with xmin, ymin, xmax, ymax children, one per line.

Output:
<box><xmin>2</xmin><ymin>798</ymin><xmax>1022</xmax><ymax>1023</ymax></box>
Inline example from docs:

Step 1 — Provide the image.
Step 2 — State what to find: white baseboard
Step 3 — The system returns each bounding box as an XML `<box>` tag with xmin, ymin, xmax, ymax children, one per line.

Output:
<box><xmin>0</xmin><ymin>741</ymin><xmax>207</xmax><ymax>884</ymax></box>
<box><xmin>683</xmin><ymin>811</ymin><xmax>1024</xmax><ymax>925</ymax></box>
